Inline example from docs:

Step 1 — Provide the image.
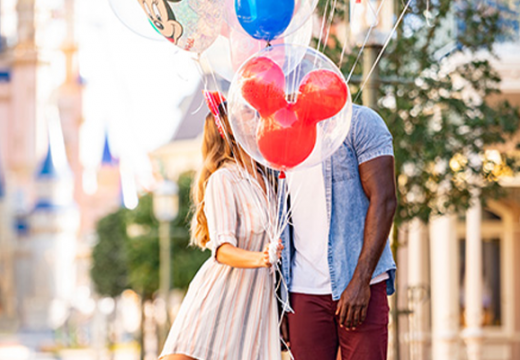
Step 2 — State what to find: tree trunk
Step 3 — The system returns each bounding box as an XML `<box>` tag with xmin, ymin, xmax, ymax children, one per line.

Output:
<box><xmin>108</xmin><ymin>299</ymin><xmax>117</xmax><ymax>360</ymax></box>
<box><xmin>140</xmin><ymin>296</ymin><xmax>146</xmax><ymax>360</ymax></box>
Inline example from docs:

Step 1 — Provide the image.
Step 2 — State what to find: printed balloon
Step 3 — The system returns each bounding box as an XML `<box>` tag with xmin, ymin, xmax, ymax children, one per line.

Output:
<box><xmin>134</xmin><ymin>0</ymin><xmax>222</xmax><ymax>53</ymax></box>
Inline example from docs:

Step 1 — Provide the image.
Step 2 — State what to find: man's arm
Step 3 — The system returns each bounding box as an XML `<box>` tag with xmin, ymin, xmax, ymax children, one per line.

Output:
<box><xmin>336</xmin><ymin>155</ymin><xmax>397</xmax><ymax>330</ymax></box>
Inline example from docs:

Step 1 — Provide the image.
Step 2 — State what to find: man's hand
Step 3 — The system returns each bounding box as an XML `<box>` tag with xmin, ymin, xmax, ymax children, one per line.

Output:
<box><xmin>336</xmin><ymin>278</ymin><xmax>371</xmax><ymax>330</ymax></box>
<box><xmin>280</xmin><ymin>314</ymin><xmax>290</xmax><ymax>350</ymax></box>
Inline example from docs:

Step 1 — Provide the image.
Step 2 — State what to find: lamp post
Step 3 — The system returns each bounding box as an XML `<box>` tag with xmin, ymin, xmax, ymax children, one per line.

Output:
<box><xmin>153</xmin><ymin>179</ymin><xmax>179</xmax><ymax>345</ymax></box>
<box><xmin>350</xmin><ymin>0</ymin><xmax>394</xmax><ymax>109</ymax></box>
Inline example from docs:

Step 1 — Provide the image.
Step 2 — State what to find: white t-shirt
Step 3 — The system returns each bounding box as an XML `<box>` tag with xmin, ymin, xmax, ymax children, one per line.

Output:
<box><xmin>287</xmin><ymin>164</ymin><xmax>388</xmax><ymax>295</ymax></box>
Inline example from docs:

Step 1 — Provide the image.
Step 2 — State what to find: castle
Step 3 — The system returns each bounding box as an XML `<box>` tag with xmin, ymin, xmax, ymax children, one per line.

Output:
<box><xmin>0</xmin><ymin>0</ymin><xmax>122</xmax><ymax>337</ymax></box>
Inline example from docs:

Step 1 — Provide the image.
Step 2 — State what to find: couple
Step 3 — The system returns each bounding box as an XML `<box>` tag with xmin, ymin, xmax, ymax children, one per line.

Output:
<box><xmin>159</xmin><ymin>93</ymin><xmax>397</xmax><ymax>360</ymax></box>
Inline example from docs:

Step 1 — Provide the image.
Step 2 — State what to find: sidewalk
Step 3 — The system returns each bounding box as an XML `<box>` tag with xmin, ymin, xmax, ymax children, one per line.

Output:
<box><xmin>0</xmin><ymin>334</ymin><xmax>140</xmax><ymax>360</ymax></box>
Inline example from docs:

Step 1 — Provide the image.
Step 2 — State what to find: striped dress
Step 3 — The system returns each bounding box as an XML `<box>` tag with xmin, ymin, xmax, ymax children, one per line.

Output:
<box><xmin>159</xmin><ymin>164</ymin><xmax>281</xmax><ymax>360</ymax></box>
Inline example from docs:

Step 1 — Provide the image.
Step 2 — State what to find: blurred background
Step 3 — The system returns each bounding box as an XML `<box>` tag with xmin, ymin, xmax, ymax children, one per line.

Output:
<box><xmin>0</xmin><ymin>0</ymin><xmax>520</xmax><ymax>360</ymax></box>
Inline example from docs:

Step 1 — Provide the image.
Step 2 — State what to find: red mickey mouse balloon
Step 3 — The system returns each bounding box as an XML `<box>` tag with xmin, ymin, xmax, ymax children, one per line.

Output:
<box><xmin>257</xmin><ymin>105</ymin><xmax>318</xmax><ymax>168</ymax></box>
<box><xmin>228</xmin><ymin>44</ymin><xmax>353</xmax><ymax>172</ymax></box>
<box><xmin>239</xmin><ymin>56</ymin><xmax>348</xmax><ymax>169</ymax></box>
<box><xmin>240</xmin><ymin>57</ymin><xmax>287</xmax><ymax>117</ymax></box>
<box><xmin>295</xmin><ymin>70</ymin><xmax>349</xmax><ymax>126</ymax></box>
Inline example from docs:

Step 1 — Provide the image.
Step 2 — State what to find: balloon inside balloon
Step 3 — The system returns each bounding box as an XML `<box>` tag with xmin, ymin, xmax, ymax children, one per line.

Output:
<box><xmin>203</xmin><ymin>16</ymin><xmax>313</xmax><ymax>82</ymax></box>
<box><xmin>228</xmin><ymin>45</ymin><xmax>353</xmax><ymax>172</ymax></box>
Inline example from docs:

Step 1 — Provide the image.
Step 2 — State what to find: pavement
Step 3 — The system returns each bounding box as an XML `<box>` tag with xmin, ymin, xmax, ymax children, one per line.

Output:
<box><xmin>0</xmin><ymin>332</ymin><xmax>140</xmax><ymax>360</ymax></box>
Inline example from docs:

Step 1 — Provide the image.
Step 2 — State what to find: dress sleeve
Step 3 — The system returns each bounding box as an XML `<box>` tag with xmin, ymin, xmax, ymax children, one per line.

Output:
<box><xmin>204</xmin><ymin>170</ymin><xmax>238</xmax><ymax>260</ymax></box>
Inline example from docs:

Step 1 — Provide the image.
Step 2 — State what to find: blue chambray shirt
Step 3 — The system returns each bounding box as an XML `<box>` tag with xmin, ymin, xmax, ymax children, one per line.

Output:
<box><xmin>281</xmin><ymin>105</ymin><xmax>397</xmax><ymax>302</ymax></box>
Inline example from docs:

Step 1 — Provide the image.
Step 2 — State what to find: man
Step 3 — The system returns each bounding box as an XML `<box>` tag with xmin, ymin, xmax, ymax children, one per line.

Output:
<box><xmin>281</xmin><ymin>105</ymin><xmax>397</xmax><ymax>360</ymax></box>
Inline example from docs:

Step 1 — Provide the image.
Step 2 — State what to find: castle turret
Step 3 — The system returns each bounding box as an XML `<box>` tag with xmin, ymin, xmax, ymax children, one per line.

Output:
<box><xmin>82</xmin><ymin>131</ymin><xmax>122</xmax><ymax>237</ymax></box>
<box><xmin>21</xmin><ymin>115</ymin><xmax>79</xmax><ymax>330</ymax></box>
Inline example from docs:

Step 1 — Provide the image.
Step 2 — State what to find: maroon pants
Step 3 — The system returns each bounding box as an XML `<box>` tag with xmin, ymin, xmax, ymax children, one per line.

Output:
<box><xmin>287</xmin><ymin>281</ymin><xmax>389</xmax><ymax>360</ymax></box>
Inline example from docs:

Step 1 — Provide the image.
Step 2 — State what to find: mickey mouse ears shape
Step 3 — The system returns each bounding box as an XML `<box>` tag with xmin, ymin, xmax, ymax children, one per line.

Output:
<box><xmin>227</xmin><ymin>44</ymin><xmax>353</xmax><ymax>172</ymax></box>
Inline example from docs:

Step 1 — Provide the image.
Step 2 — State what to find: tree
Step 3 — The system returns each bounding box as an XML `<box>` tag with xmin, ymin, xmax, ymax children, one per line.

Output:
<box><xmin>92</xmin><ymin>171</ymin><xmax>209</xmax><ymax>296</ymax></box>
<box><xmin>91</xmin><ymin>171</ymin><xmax>210</xmax><ymax>358</ymax></box>
<box><xmin>91</xmin><ymin>210</ymin><xmax>130</xmax><ymax>298</ymax></box>
<box><xmin>318</xmin><ymin>0</ymin><xmax>520</xmax><ymax>357</ymax></box>
<box><xmin>319</xmin><ymin>0</ymin><xmax>520</xmax><ymax>227</ymax></box>
<box><xmin>90</xmin><ymin>209</ymin><xmax>130</xmax><ymax>357</ymax></box>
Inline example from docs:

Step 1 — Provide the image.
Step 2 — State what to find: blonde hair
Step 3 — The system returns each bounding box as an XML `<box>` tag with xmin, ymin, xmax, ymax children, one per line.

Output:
<box><xmin>190</xmin><ymin>105</ymin><xmax>238</xmax><ymax>248</ymax></box>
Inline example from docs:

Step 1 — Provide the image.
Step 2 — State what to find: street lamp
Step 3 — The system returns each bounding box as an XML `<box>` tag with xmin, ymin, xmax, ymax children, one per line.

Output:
<box><xmin>153</xmin><ymin>179</ymin><xmax>179</xmax><ymax>344</ymax></box>
<box><xmin>350</xmin><ymin>0</ymin><xmax>394</xmax><ymax>109</ymax></box>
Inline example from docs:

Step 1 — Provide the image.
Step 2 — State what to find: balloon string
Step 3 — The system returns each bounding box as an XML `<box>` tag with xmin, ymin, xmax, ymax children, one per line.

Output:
<box><xmin>345</xmin><ymin>0</ymin><xmax>386</xmax><ymax>83</ymax></box>
<box><xmin>338</xmin><ymin>0</ymin><xmax>353</xmax><ymax>68</ymax></box>
<box><xmin>354</xmin><ymin>0</ymin><xmax>412</xmax><ymax>104</ymax></box>
<box><xmin>315</xmin><ymin>0</ymin><xmax>331</xmax><ymax>54</ymax></box>
<box><xmin>191</xmin><ymin>58</ymin><xmax>209</xmax><ymax>115</ymax></box>
<box><xmin>319</xmin><ymin>0</ymin><xmax>339</xmax><ymax>56</ymax></box>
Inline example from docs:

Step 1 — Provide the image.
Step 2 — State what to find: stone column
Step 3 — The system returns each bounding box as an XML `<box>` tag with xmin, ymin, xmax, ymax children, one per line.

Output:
<box><xmin>462</xmin><ymin>194</ymin><xmax>483</xmax><ymax>360</ymax></box>
<box><xmin>408</xmin><ymin>219</ymin><xmax>429</xmax><ymax>360</ymax></box>
<box><xmin>430</xmin><ymin>214</ymin><xmax>460</xmax><ymax>360</ymax></box>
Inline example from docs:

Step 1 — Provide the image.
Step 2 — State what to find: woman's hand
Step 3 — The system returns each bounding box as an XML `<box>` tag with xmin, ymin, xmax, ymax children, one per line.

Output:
<box><xmin>259</xmin><ymin>239</ymin><xmax>283</xmax><ymax>268</ymax></box>
<box><xmin>216</xmin><ymin>241</ymin><xmax>283</xmax><ymax>269</ymax></box>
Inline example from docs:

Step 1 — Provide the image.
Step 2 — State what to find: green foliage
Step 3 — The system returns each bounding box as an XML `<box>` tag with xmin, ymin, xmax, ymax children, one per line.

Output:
<box><xmin>171</xmin><ymin>173</ymin><xmax>211</xmax><ymax>288</ymax></box>
<box><xmin>90</xmin><ymin>209</ymin><xmax>130</xmax><ymax>298</ymax></box>
<box><xmin>90</xmin><ymin>171</ymin><xmax>210</xmax><ymax>300</ymax></box>
<box><xmin>320</xmin><ymin>0</ymin><xmax>520</xmax><ymax>225</ymax></box>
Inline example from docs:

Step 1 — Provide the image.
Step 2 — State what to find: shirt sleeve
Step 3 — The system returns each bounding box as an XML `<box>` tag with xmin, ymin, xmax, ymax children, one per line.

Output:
<box><xmin>352</xmin><ymin>107</ymin><xmax>394</xmax><ymax>164</ymax></box>
<box><xmin>204</xmin><ymin>170</ymin><xmax>238</xmax><ymax>261</ymax></box>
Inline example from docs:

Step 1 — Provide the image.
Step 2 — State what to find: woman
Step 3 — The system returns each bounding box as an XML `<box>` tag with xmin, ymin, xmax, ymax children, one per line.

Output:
<box><xmin>159</xmin><ymin>92</ymin><xmax>282</xmax><ymax>360</ymax></box>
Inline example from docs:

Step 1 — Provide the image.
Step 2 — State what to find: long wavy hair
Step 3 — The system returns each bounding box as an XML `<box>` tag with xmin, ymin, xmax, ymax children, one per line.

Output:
<box><xmin>191</xmin><ymin>104</ymin><xmax>243</xmax><ymax>248</ymax></box>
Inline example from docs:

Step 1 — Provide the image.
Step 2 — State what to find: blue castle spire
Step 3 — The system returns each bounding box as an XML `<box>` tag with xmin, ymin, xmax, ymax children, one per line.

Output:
<box><xmin>34</xmin><ymin>117</ymin><xmax>73</xmax><ymax>210</ymax></box>
<box><xmin>36</xmin><ymin>116</ymin><xmax>71</xmax><ymax>180</ymax></box>
<box><xmin>101</xmin><ymin>131</ymin><xmax>118</xmax><ymax>167</ymax></box>
<box><xmin>37</xmin><ymin>143</ymin><xmax>60</xmax><ymax>179</ymax></box>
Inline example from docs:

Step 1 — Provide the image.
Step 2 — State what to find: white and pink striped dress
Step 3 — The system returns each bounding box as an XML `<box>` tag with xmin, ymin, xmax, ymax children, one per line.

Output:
<box><xmin>159</xmin><ymin>164</ymin><xmax>281</xmax><ymax>360</ymax></box>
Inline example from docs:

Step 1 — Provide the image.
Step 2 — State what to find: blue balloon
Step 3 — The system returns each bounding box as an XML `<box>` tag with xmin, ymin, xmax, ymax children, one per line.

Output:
<box><xmin>235</xmin><ymin>0</ymin><xmax>295</xmax><ymax>41</ymax></box>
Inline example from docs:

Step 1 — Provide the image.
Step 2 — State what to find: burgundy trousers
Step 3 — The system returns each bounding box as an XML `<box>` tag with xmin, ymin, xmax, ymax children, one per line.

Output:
<box><xmin>287</xmin><ymin>281</ymin><xmax>389</xmax><ymax>360</ymax></box>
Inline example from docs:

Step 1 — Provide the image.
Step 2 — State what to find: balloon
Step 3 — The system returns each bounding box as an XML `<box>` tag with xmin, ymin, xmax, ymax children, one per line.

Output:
<box><xmin>240</xmin><ymin>57</ymin><xmax>287</xmax><ymax>117</ymax></box>
<box><xmin>223</xmin><ymin>0</ymin><xmax>318</xmax><ymax>41</ymax></box>
<box><xmin>202</xmin><ymin>16</ymin><xmax>313</xmax><ymax>82</ymax></box>
<box><xmin>131</xmin><ymin>0</ymin><xmax>222</xmax><ymax>53</ymax></box>
<box><xmin>109</xmin><ymin>0</ymin><xmax>166</xmax><ymax>41</ymax></box>
<box><xmin>257</xmin><ymin>106</ymin><xmax>317</xmax><ymax>168</ymax></box>
<box><xmin>228</xmin><ymin>45</ymin><xmax>353</xmax><ymax>171</ymax></box>
<box><xmin>235</xmin><ymin>0</ymin><xmax>295</xmax><ymax>41</ymax></box>
<box><xmin>295</xmin><ymin>70</ymin><xmax>349</xmax><ymax>125</ymax></box>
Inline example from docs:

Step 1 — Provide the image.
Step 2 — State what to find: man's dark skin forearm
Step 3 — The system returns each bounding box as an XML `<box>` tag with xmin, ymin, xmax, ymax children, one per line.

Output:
<box><xmin>336</xmin><ymin>155</ymin><xmax>397</xmax><ymax>330</ymax></box>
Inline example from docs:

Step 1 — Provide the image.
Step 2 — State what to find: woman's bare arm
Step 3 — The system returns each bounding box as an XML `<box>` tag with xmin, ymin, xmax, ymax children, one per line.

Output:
<box><xmin>215</xmin><ymin>241</ymin><xmax>282</xmax><ymax>268</ymax></box>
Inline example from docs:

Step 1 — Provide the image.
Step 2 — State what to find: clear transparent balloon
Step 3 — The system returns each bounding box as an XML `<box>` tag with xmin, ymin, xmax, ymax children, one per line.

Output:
<box><xmin>228</xmin><ymin>45</ymin><xmax>353</xmax><ymax>172</ymax></box>
<box><xmin>223</xmin><ymin>0</ymin><xmax>319</xmax><ymax>40</ymax></box>
<box><xmin>109</xmin><ymin>0</ymin><xmax>166</xmax><ymax>41</ymax></box>
<box><xmin>203</xmin><ymin>17</ymin><xmax>314</xmax><ymax>82</ymax></box>
<box><xmin>110</xmin><ymin>0</ymin><xmax>222</xmax><ymax>54</ymax></box>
